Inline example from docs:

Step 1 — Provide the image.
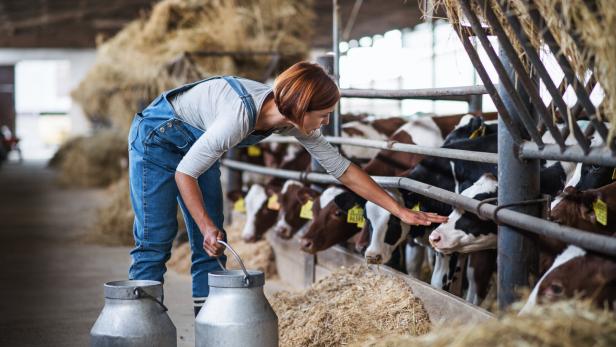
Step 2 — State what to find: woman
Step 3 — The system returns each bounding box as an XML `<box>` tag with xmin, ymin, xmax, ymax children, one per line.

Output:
<box><xmin>127</xmin><ymin>61</ymin><xmax>447</xmax><ymax>315</ymax></box>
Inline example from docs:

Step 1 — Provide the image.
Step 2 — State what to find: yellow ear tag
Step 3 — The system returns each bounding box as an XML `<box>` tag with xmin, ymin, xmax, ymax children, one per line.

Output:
<box><xmin>356</xmin><ymin>217</ymin><xmax>366</xmax><ymax>228</ymax></box>
<box><xmin>592</xmin><ymin>198</ymin><xmax>608</xmax><ymax>226</ymax></box>
<box><xmin>412</xmin><ymin>202</ymin><xmax>421</xmax><ymax>212</ymax></box>
<box><xmin>267</xmin><ymin>194</ymin><xmax>280</xmax><ymax>211</ymax></box>
<box><xmin>347</xmin><ymin>205</ymin><xmax>365</xmax><ymax>224</ymax></box>
<box><xmin>612</xmin><ymin>168</ymin><xmax>616</xmax><ymax>180</ymax></box>
<box><xmin>469</xmin><ymin>125</ymin><xmax>485</xmax><ymax>139</ymax></box>
<box><xmin>233</xmin><ymin>198</ymin><xmax>246</xmax><ymax>213</ymax></box>
<box><xmin>300</xmin><ymin>200</ymin><xmax>314</xmax><ymax>220</ymax></box>
<box><xmin>247</xmin><ymin>145</ymin><xmax>262</xmax><ymax>157</ymax></box>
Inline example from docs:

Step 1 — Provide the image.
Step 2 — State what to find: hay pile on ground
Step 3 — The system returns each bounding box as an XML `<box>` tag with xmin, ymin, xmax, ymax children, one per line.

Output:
<box><xmin>50</xmin><ymin>130</ymin><xmax>128</xmax><ymax>188</ymax></box>
<box><xmin>429</xmin><ymin>0</ymin><xmax>616</xmax><ymax>140</ymax></box>
<box><xmin>72</xmin><ymin>0</ymin><xmax>313</xmax><ymax>131</ymax></box>
<box><xmin>270</xmin><ymin>265</ymin><xmax>431</xmax><ymax>347</ymax></box>
<box><xmin>167</xmin><ymin>213</ymin><xmax>278</xmax><ymax>278</ymax></box>
<box><xmin>359</xmin><ymin>300</ymin><xmax>616</xmax><ymax>347</ymax></box>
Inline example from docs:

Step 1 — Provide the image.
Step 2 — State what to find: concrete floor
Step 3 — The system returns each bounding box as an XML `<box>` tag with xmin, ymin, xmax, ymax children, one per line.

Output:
<box><xmin>0</xmin><ymin>161</ymin><xmax>196</xmax><ymax>346</ymax></box>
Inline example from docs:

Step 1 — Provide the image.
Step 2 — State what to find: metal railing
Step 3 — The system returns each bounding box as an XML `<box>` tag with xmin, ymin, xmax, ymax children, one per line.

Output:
<box><xmin>223</xmin><ymin>159</ymin><xmax>616</xmax><ymax>256</ymax></box>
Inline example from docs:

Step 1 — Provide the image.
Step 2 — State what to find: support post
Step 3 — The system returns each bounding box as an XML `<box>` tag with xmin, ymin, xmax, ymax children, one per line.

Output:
<box><xmin>497</xmin><ymin>50</ymin><xmax>540</xmax><ymax>309</ymax></box>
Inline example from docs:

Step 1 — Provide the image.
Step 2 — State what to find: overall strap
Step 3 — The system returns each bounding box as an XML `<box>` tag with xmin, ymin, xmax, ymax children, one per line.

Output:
<box><xmin>222</xmin><ymin>76</ymin><xmax>258</xmax><ymax>130</ymax></box>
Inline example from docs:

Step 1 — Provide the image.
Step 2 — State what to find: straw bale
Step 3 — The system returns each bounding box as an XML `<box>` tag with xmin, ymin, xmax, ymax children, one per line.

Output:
<box><xmin>53</xmin><ymin>130</ymin><xmax>128</xmax><ymax>188</ymax></box>
<box><xmin>167</xmin><ymin>214</ymin><xmax>278</xmax><ymax>278</ymax></box>
<box><xmin>358</xmin><ymin>300</ymin><xmax>616</xmax><ymax>347</ymax></box>
<box><xmin>270</xmin><ymin>265</ymin><xmax>431</xmax><ymax>347</ymax></box>
<box><xmin>72</xmin><ymin>0</ymin><xmax>313</xmax><ymax>132</ymax></box>
<box><xmin>426</xmin><ymin>0</ymin><xmax>615</xmax><ymax>139</ymax></box>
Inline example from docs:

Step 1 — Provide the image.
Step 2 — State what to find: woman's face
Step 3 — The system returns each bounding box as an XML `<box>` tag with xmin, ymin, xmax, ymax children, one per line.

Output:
<box><xmin>299</xmin><ymin>105</ymin><xmax>336</xmax><ymax>135</ymax></box>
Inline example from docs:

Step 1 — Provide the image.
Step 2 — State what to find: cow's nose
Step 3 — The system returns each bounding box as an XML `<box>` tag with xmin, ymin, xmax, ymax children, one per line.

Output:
<box><xmin>429</xmin><ymin>231</ymin><xmax>441</xmax><ymax>245</ymax></box>
<box><xmin>276</xmin><ymin>226</ymin><xmax>291</xmax><ymax>239</ymax></box>
<box><xmin>365</xmin><ymin>254</ymin><xmax>382</xmax><ymax>264</ymax></box>
<box><xmin>300</xmin><ymin>238</ymin><xmax>313</xmax><ymax>251</ymax></box>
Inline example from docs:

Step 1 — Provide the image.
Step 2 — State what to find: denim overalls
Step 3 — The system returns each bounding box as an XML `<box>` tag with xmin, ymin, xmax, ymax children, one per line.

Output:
<box><xmin>127</xmin><ymin>76</ymin><xmax>274</xmax><ymax>300</ymax></box>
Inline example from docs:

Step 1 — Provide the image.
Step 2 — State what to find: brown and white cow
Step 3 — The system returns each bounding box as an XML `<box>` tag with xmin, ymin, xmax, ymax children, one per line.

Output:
<box><xmin>299</xmin><ymin>186</ymin><xmax>366</xmax><ymax>254</ymax></box>
<box><xmin>272</xmin><ymin>180</ymin><xmax>317</xmax><ymax>239</ymax></box>
<box><xmin>521</xmin><ymin>245</ymin><xmax>616</xmax><ymax>312</ymax></box>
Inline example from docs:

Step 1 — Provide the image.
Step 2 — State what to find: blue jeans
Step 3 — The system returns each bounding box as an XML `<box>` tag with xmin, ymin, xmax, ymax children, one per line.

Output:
<box><xmin>127</xmin><ymin>102</ymin><xmax>226</xmax><ymax>299</ymax></box>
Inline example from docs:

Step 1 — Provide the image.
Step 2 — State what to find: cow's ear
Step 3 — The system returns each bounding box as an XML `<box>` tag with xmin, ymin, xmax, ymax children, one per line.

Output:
<box><xmin>334</xmin><ymin>191</ymin><xmax>366</xmax><ymax>211</ymax></box>
<box><xmin>296</xmin><ymin>187</ymin><xmax>319</xmax><ymax>204</ymax></box>
<box><xmin>226</xmin><ymin>190</ymin><xmax>245</xmax><ymax>202</ymax></box>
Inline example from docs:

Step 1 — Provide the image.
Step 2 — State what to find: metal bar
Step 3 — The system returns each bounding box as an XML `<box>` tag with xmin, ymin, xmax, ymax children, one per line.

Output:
<box><xmin>495</xmin><ymin>37</ymin><xmax>540</xmax><ymax>308</ymax></box>
<box><xmin>332</xmin><ymin>0</ymin><xmax>341</xmax><ymax>137</ymax></box>
<box><xmin>525</xmin><ymin>4</ymin><xmax>610</xmax><ymax>145</ymax></box>
<box><xmin>221</xmin><ymin>159</ymin><xmax>616</xmax><ymax>256</ymax></box>
<box><xmin>459</xmin><ymin>0</ymin><xmax>545</xmax><ymax>148</ymax></box>
<box><xmin>494</xmin><ymin>0</ymin><xmax>588</xmax><ymax>152</ymax></box>
<box><xmin>519</xmin><ymin>142</ymin><xmax>616</xmax><ymax>166</ymax></box>
<box><xmin>452</xmin><ymin>26</ymin><xmax>524</xmax><ymax>144</ymax></box>
<box><xmin>340</xmin><ymin>85</ymin><xmax>487</xmax><ymax>101</ymax></box>
<box><xmin>481</xmin><ymin>1</ymin><xmax>566</xmax><ymax>151</ymax></box>
<box><xmin>342</xmin><ymin>0</ymin><xmax>363</xmax><ymax>41</ymax></box>
<box><xmin>263</xmin><ymin>135</ymin><xmax>499</xmax><ymax>164</ymax></box>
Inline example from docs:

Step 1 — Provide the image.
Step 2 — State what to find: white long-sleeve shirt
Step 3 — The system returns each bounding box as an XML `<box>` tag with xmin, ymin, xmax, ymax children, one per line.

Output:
<box><xmin>170</xmin><ymin>77</ymin><xmax>351</xmax><ymax>179</ymax></box>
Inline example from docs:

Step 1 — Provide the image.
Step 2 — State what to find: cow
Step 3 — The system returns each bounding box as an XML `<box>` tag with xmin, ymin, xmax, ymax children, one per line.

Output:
<box><xmin>227</xmin><ymin>145</ymin><xmax>311</xmax><ymax>242</ymax></box>
<box><xmin>521</xmin><ymin>245</ymin><xmax>616</xmax><ymax>312</ymax></box>
<box><xmin>340</xmin><ymin>118</ymin><xmax>405</xmax><ymax>164</ymax></box>
<box><xmin>428</xmin><ymin>173</ymin><xmax>499</xmax><ymax>254</ymax></box>
<box><xmin>272</xmin><ymin>180</ymin><xmax>315</xmax><ymax>239</ymax></box>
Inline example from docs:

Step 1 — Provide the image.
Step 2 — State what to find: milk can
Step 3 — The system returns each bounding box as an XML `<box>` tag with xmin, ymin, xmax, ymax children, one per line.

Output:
<box><xmin>195</xmin><ymin>240</ymin><xmax>278</xmax><ymax>347</ymax></box>
<box><xmin>90</xmin><ymin>280</ymin><xmax>177</xmax><ymax>347</ymax></box>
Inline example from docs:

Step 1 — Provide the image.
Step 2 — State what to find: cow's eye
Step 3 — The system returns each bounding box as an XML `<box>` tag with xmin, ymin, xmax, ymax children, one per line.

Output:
<box><xmin>549</xmin><ymin>282</ymin><xmax>564</xmax><ymax>295</ymax></box>
<box><xmin>334</xmin><ymin>210</ymin><xmax>343</xmax><ymax>217</ymax></box>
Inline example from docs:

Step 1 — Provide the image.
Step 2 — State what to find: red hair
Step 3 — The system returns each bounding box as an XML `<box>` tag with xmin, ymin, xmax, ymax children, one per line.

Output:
<box><xmin>273</xmin><ymin>61</ymin><xmax>340</xmax><ymax>127</ymax></box>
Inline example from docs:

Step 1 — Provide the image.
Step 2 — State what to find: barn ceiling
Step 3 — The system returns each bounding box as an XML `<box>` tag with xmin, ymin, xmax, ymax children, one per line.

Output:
<box><xmin>0</xmin><ymin>0</ymin><xmax>429</xmax><ymax>49</ymax></box>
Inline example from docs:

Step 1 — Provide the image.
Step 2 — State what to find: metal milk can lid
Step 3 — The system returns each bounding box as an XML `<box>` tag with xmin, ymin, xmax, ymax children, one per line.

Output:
<box><xmin>104</xmin><ymin>280</ymin><xmax>163</xmax><ymax>300</ymax></box>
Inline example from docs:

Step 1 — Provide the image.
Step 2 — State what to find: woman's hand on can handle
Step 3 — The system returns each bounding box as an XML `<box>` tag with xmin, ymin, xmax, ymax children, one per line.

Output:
<box><xmin>398</xmin><ymin>208</ymin><xmax>448</xmax><ymax>226</ymax></box>
<box><xmin>203</xmin><ymin>226</ymin><xmax>225</xmax><ymax>257</ymax></box>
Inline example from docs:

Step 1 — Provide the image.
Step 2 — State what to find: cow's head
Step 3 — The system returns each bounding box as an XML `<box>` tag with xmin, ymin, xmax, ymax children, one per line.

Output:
<box><xmin>550</xmin><ymin>186</ymin><xmax>614</xmax><ymax>233</ymax></box>
<box><xmin>535</xmin><ymin>252</ymin><xmax>616</xmax><ymax>309</ymax></box>
<box><xmin>300</xmin><ymin>187</ymin><xmax>365</xmax><ymax>254</ymax></box>
<box><xmin>238</xmin><ymin>183</ymin><xmax>280</xmax><ymax>242</ymax></box>
<box><xmin>364</xmin><ymin>189</ymin><xmax>411</xmax><ymax>265</ymax></box>
<box><xmin>429</xmin><ymin>174</ymin><xmax>498</xmax><ymax>254</ymax></box>
<box><xmin>272</xmin><ymin>180</ymin><xmax>316</xmax><ymax>239</ymax></box>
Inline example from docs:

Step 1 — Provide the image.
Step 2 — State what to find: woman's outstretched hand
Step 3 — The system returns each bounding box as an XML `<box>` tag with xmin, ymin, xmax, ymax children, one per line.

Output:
<box><xmin>202</xmin><ymin>226</ymin><xmax>225</xmax><ymax>257</ymax></box>
<box><xmin>398</xmin><ymin>208</ymin><xmax>448</xmax><ymax>226</ymax></box>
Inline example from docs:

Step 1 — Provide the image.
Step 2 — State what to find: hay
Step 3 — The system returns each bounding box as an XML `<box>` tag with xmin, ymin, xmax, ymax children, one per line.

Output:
<box><xmin>358</xmin><ymin>300</ymin><xmax>616</xmax><ymax>347</ymax></box>
<box><xmin>167</xmin><ymin>214</ymin><xmax>278</xmax><ymax>278</ymax></box>
<box><xmin>427</xmin><ymin>0</ymin><xmax>616</xmax><ymax>140</ymax></box>
<box><xmin>270</xmin><ymin>265</ymin><xmax>431</xmax><ymax>347</ymax></box>
<box><xmin>72</xmin><ymin>0</ymin><xmax>313</xmax><ymax>131</ymax></box>
<box><xmin>52</xmin><ymin>130</ymin><xmax>128</xmax><ymax>188</ymax></box>
<box><xmin>88</xmin><ymin>175</ymin><xmax>134</xmax><ymax>246</ymax></box>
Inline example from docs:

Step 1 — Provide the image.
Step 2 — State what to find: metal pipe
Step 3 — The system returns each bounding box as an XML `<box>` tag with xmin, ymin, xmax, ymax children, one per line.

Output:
<box><xmin>332</xmin><ymin>0</ymin><xmax>341</xmax><ymax>138</ymax></box>
<box><xmin>340</xmin><ymin>85</ymin><xmax>487</xmax><ymax>101</ymax></box>
<box><xmin>263</xmin><ymin>135</ymin><xmax>499</xmax><ymax>164</ymax></box>
<box><xmin>221</xmin><ymin>159</ymin><xmax>616</xmax><ymax>256</ymax></box>
<box><xmin>452</xmin><ymin>26</ymin><xmax>523</xmax><ymax>144</ymax></box>
<box><xmin>519</xmin><ymin>142</ymin><xmax>616</xmax><ymax>166</ymax></box>
<box><xmin>525</xmin><ymin>4</ymin><xmax>610</xmax><ymax>145</ymax></box>
<box><xmin>458</xmin><ymin>0</ymin><xmax>545</xmax><ymax>148</ymax></box>
<box><xmin>481</xmin><ymin>1</ymin><xmax>567</xmax><ymax>150</ymax></box>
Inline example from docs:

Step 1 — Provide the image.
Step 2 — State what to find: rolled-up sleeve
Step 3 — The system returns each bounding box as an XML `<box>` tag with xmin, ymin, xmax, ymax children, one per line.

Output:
<box><xmin>286</xmin><ymin>128</ymin><xmax>352</xmax><ymax>179</ymax></box>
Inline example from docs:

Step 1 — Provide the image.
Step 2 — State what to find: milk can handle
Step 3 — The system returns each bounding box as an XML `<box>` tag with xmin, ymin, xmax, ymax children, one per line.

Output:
<box><xmin>216</xmin><ymin>240</ymin><xmax>251</xmax><ymax>285</ymax></box>
<box><xmin>133</xmin><ymin>287</ymin><xmax>168</xmax><ymax>312</ymax></box>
